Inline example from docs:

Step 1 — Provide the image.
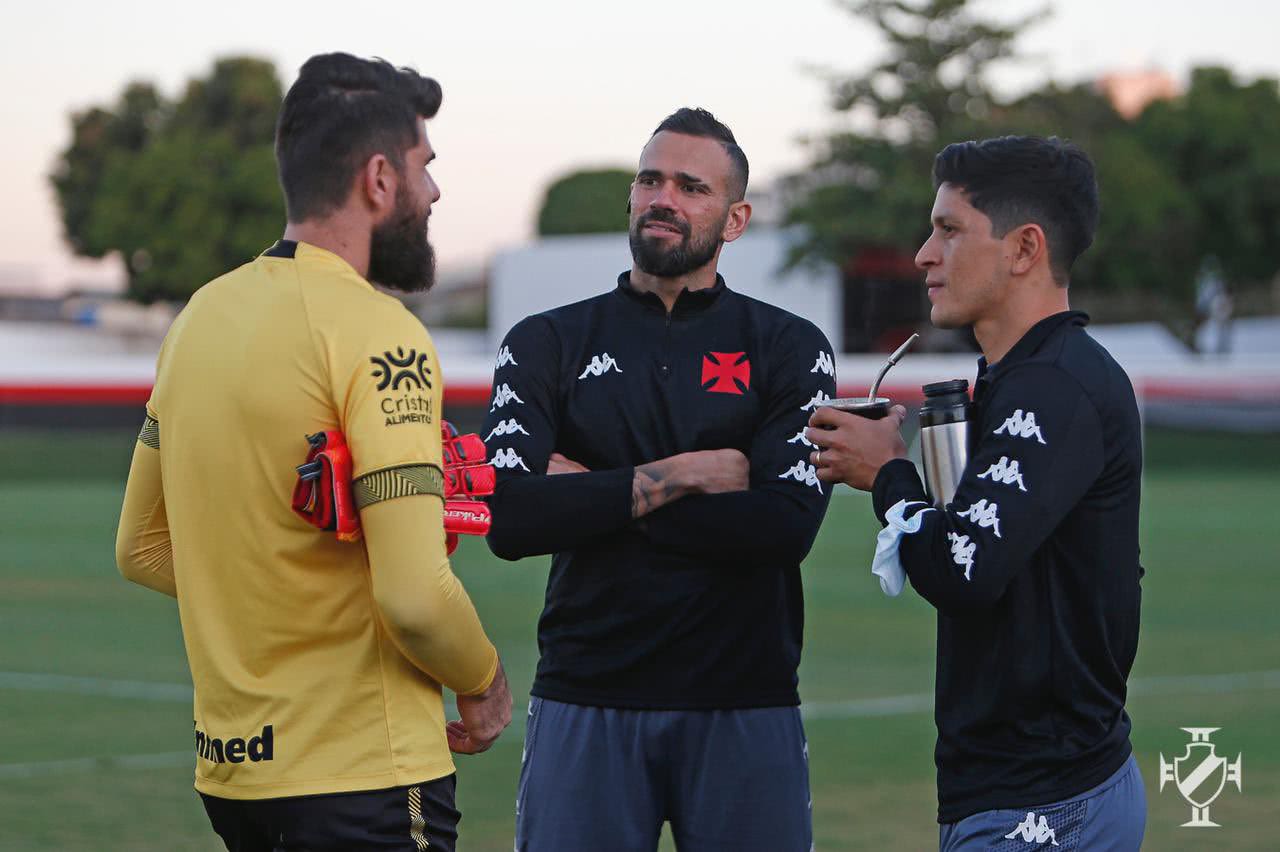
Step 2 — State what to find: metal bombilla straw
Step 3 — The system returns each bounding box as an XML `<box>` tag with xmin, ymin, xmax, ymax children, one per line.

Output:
<box><xmin>868</xmin><ymin>332</ymin><xmax>920</xmax><ymax>400</ymax></box>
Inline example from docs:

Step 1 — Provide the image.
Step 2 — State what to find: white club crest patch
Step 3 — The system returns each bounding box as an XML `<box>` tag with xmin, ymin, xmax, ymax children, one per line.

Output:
<box><xmin>578</xmin><ymin>353</ymin><xmax>623</xmax><ymax>379</ymax></box>
<box><xmin>494</xmin><ymin>346</ymin><xmax>518</xmax><ymax>370</ymax></box>
<box><xmin>491</xmin><ymin>448</ymin><xmax>530</xmax><ymax>471</ymax></box>
<box><xmin>801</xmin><ymin>390</ymin><xmax>832</xmax><ymax>411</ymax></box>
<box><xmin>787</xmin><ymin>430</ymin><xmax>816</xmax><ymax>448</ymax></box>
<box><xmin>484</xmin><ymin>419</ymin><xmax>530</xmax><ymax>441</ymax></box>
<box><xmin>947</xmin><ymin>532</ymin><xmax>976</xmax><ymax>580</ymax></box>
<box><xmin>490</xmin><ymin>383</ymin><xmax>525</xmax><ymax>411</ymax></box>
<box><xmin>977</xmin><ymin>456</ymin><xmax>1028</xmax><ymax>492</ymax></box>
<box><xmin>810</xmin><ymin>351</ymin><xmax>835</xmax><ymax>377</ymax></box>
<box><xmin>779</xmin><ymin>460</ymin><xmax>823</xmax><ymax>494</ymax></box>
<box><xmin>956</xmin><ymin>499</ymin><xmax>1003</xmax><ymax>539</ymax></box>
<box><xmin>994</xmin><ymin>409</ymin><xmax>1047</xmax><ymax>444</ymax></box>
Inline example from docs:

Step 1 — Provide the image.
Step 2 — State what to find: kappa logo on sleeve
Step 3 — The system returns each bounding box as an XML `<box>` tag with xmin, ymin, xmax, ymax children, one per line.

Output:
<box><xmin>977</xmin><ymin>456</ymin><xmax>1028</xmax><ymax>492</ymax></box>
<box><xmin>810</xmin><ymin>351</ymin><xmax>835</xmax><ymax>377</ymax></box>
<box><xmin>494</xmin><ymin>346</ymin><xmax>518</xmax><ymax>370</ymax></box>
<box><xmin>787</xmin><ymin>429</ymin><xmax>816</xmax><ymax>448</ymax></box>
<box><xmin>994</xmin><ymin>409</ymin><xmax>1048</xmax><ymax>444</ymax></box>
<box><xmin>485</xmin><ymin>419</ymin><xmax>530</xmax><ymax>441</ymax></box>
<box><xmin>779</xmin><ymin>460</ymin><xmax>823</xmax><ymax>494</ymax></box>
<box><xmin>956</xmin><ymin>499</ymin><xmax>1003</xmax><ymax>538</ymax></box>
<box><xmin>491</xmin><ymin>448</ymin><xmax>531</xmax><ymax>471</ymax></box>
<box><xmin>370</xmin><ymin>347</ymin><xmax>432</xmax><ymax>391</ymax></box>
<box><xmin>490</xmin><ymin>383</ymin><xmax>525</xmax><ymax>411</ymax></box>
<box><xmin>801</xmin><ymin>390</ymin><xmax>832</xmax><ymax>411</ymax></box>
<box><xmin>947</xmin><ymin>532</ymin><xmax>976</xmax><ymax>580</ymax></box>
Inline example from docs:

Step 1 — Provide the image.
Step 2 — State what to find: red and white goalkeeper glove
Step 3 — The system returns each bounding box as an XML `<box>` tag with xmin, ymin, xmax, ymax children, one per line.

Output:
<box><xmin>441</xmin><ymin>421</ymin><xmax>494</xmax><ymax>554</ymax></box>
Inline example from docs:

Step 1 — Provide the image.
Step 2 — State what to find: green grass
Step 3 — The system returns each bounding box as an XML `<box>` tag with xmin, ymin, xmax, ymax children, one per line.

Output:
<box><xmin>1</xmin><ymin>429</ymin><xmax>1277</xmax><ymax>850</ymax></box>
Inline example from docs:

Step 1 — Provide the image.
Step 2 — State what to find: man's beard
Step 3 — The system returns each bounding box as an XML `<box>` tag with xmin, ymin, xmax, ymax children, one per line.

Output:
<box><xmin>368</xmin><ymin>192</ymin><xmax>436</xmax><ymax>293</ymax></box>
<box><xmin>629</xmin><ymin>208</ymin><xmax>725</xmax><ymax>278</ymax></box>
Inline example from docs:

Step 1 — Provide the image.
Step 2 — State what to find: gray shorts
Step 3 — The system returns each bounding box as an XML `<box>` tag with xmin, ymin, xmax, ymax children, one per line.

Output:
<box><xmin>515</xmin><ymin>696</ymin><xmax>812</xmax><ymax>852</ymax></box>
<box><xmin>939</xmin><ymin>754</ymin><xmax>1146</xmax><ymax>851</ymax></box>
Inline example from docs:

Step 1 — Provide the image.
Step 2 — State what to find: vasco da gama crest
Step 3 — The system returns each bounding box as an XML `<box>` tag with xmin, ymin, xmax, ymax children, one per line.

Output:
<box><xmin>370</xmin><ymin>347</ymin><xmax>433</xmax><ymax>391</ymax></box>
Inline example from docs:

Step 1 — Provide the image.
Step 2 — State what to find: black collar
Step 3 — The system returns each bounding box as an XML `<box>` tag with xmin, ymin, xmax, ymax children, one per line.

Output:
<box><xmin>615</xmin><ymin>271</ymin><xmax>727</xmax><ymax>316</ymax></box>
<box><xmin>977</xmin><ymin>310</ymin><xmax>1089</xmax><ymax>382</ymax></box>
<box><xmin>262</xmin><ymin>239</ymin><xmax>298</xmax><ymax>259</ymax></box>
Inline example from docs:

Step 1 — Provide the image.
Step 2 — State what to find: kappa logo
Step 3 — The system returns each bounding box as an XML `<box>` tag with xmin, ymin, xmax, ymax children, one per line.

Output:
<box><xmin>494</xmin><ymin>346</ymin><xmax>518</xmax><ymax>370</ymax></box>
<box><xmin>370</xmin><ymin>347</ymin><xmax>432</xmax><ymax>391</ymax></box>
<box><xmin>490</xmin><ymin>383</ymin><xmax>525</xmax><ymax>411</ymax></box>
<box><xmin>995</xmin><ymin>409</ymin><xmax>1048</xmax><ymax>444</ymax></box>
<box><xmin>491</xmin><ymin>448</ymin><xmax>530</xmax><ymax>472</ymax></box>
<box><xmin>801</xmin><ymin>390</ymin><xmax>832</xmax><ymax>411</ymax></box>
<box><xmin>956</xmin><ymin>499</ymin><xmax>1003</xmax><ymax>538</ymax></box>
<box><xmin>810</xmin><ymin>351</ymin><xmax>835</xmax><ymax>377</ymax></box>
<box><xmin>779</xmin><ymin>460</ymin><xmax>823</xmax><ymax>494</ymax></box>
<box><xmin>579</xmin><ymin>353</ymin><xmax>623</xmax><ymax>379</ymax></box>
<box><xmin>978</xmin><ymin>456</ymin><xmax>1028</xmax><ymax>492</ymax></box>
<box><xmin>788</xmin><ymin>430</ymin><xmax>816</xmax><ymax>448</ymax></box>
<box><xmin>701</xmin><ymin>351</ymin><xmax>751</xmax><ymax>394</ymax></box>
<box><xmin>1160</xmin><ymin>727</ymin><xmax>1243</xmax><ymax>827</ymax></box>
<box><xmin>484</xmin><ymin>419</ymin><xmax>530</xmax><ymax>441</ymax></box>
<box><xmin>947</xmin><ymin>532</ymin><xmax>976</xmax><ymax>580</ymax></box>
<box><xmin>1003</xmin><ymin>812</ymin><xmax>1059</xmax><ymax>846</ymax></box>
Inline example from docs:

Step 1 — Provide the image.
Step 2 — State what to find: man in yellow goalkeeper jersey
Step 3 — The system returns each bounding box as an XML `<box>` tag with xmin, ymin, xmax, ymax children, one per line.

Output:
<box><xmin>115</xmin><ymin>52</ymin><xmax>510</xmax><ymax>851</ymax></box>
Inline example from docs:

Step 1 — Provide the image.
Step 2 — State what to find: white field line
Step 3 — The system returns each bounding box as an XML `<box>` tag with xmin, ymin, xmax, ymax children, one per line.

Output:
<box><xmin>2</xmin><ymin>669</ymin><xmax>1277</xmax><ymax>779</ymax></box>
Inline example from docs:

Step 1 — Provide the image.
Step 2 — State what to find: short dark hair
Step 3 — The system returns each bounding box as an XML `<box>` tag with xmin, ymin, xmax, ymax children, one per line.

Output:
<box><xmin>933</xmin><ymin>136</ymin><xmax>1099</xmax><ymax>285</ymax></box>
<box><xmin>275</xmin><ymin>53</ymin><xmax>442</xmax><ymax>222</ymax></box>
<box><xmin>651</xmin><ymin>107</ymin><xmax>749</xmax><ymax>202</ymax></box>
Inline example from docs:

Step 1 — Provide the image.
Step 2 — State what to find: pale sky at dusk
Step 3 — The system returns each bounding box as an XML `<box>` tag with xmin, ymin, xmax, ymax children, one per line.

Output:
<box><xmin>3</xmin><ymin>0</ymin><xmax>1278</xmax><ymax>293</ymax></box>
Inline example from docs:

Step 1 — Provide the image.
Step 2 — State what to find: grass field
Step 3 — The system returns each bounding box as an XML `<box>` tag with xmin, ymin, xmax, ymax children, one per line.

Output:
<box><xmin>2</xmin><ymin>427</ymin><xmax>1278</xmax><ymax>851</ymax></box>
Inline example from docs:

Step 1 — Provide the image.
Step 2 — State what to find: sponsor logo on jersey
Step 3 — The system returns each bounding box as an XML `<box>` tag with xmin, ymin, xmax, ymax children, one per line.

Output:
<box><xmin>381</xmin><ymin>391</ymin><xmax>433</xmax><ymax>426</ymax></box>
<box><xmin>485</xmin><ymin>419</ymin><xmax>530</xmax><ymax>441</ymax></box>
<box><xmin>491</xmin><ymin>448</ymin><xmax>531</xmax><ymax>471</ymax></box>
<box><xmin>810</xmin><ymin>351</ymin><xmax>835</xmax><ymax>377</ymax></box>
<box><xmin>370</xmin><ymin>347</ymin><xmax>432</xmax><ymax>391</ymax></box>
<box><xmin>1003</xmin><ymin>812</ymin><xmax>1059</xmax><ymax>846</ymax></box>
<box><xmin>195</xmin><ymin>722</ymin><xmax>274</xmax><ymax>765</ymax></box>
<box><xmin>494</xmin><ymin>346</ymin><xmax>518</xmax><ymax>370</ymax></box>
<box><xmin>947</xmin><ymin>532</ymin><xmax>976</xmax><ymax>580</ymax></box>
<box><xmin>701</xmin><ymin>351</ymin><xmax>751</xmax><ymax>394</ymax></box>
<box><xmin>956</xmin><ymin>499</ymin><xmax>1003</xmax><ymax>538</ymax></box>
<box><xmin>578</xmin><ymin>353</ymin><xmax>623</xmax><ymax>379</ymax></box>
<box><xmin>801</xmin><ymin>390</ymin><xmax>832</xmax><ymax>411</ymax></box>
<box><xmin>978</xmin><ymin>456</ymin><xmax>1028</xmax><ymax>492</ymax></box>
<box><xmin>994</xmin><ymin>409</ymin><xmax>1048</xmax><ymax>444</ymax></box>
<box><xmin>779</xmin><ymin>460</ymin><xmax>823</xmax><ymax>493</ymax></box>
<box><xmin>788</xmin><ymin>430</ymin><xmax>816</xmax><ymax>448</ymax></box>
<box><xmin>490</xmin><ymin>383</ymin><xmax>525</xmax><ymax>411</ymax></box>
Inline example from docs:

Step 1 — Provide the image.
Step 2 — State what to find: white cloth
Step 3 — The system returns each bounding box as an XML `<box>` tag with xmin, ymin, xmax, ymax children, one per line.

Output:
<box><xmin>872</xmin><ymin>499</ymin><xmax>934</xmax><ymax>597</ymax></box>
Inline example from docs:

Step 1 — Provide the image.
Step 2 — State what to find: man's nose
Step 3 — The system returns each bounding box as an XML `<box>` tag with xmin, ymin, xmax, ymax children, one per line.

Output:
<box><xmin>915</xmin><ymin>235</ymin><xmax>937</xmax><ymax>270</ymax></box>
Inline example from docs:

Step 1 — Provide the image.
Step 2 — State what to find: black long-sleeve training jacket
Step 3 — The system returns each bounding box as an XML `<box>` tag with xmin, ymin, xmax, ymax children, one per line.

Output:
<box><xmin>481</xmin><ymin>273</ymin><xmax>836</xmax><ymax>709</ymax></box>
<box><xmin>873</xmin><ymin>311</ymin><xmax>1143</xmax><ymax>823</ymax></box>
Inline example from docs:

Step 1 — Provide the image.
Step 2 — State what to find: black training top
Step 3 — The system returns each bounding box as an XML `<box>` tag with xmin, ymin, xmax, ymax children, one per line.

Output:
<box><xmin>873</xmin><ymin>311</ymin><xmax>1143</xmax><ymax>823</ymax></box>
<box><xmin>481</xmin><ymin>272</ymin><xmax>836</xmax><ymax>710</ymax></box>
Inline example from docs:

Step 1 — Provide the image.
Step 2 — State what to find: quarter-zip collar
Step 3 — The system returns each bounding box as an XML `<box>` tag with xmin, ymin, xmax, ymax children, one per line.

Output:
<box><xmin>975</xmin><ymin>310</ymin><xmax>1089</xmax><ymax>392</ymax></box>
<box><xmin>615</xmin><ymin>271</ymin><xmax>728</xmax><ymax>317</ymax></box>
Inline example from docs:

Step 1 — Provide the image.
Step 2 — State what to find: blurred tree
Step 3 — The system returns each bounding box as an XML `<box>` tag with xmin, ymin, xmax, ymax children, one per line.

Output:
<box><xmin>537</xmin><ymin>168</ymin><xmax>634</xmax><ymax>236</ymax></box>
<box><xmin>51</xmin><ymin>57</ymin><xmax>284</xmax><ymax>302</ymax></box>
<box><xmin>784</xmin><ymin>0</ymin><xmax>1034</xmax><ymax>270</ymax></box>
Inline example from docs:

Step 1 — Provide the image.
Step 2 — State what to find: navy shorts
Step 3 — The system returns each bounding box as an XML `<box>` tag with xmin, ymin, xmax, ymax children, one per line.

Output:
<box><xmin>938</xmin><ymin>754</ymin><xmax>1146</xmax><ymax>851</ymax></box>
<box><xmin>200</xmin><ymin>774</ymin><xmax>459</xmax><ymax>852</ymax></box>
<box><xmin>515</xmin><ymin>697</ymin><xmax>812</xmax><ymax>852</ymax></box>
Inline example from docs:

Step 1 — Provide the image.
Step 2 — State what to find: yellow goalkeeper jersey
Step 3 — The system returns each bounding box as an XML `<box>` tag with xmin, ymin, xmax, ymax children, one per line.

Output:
<box><xmin>118</xmin><ymin>239</ymin><xmax>497</xmax><ymax>800</ymax></box>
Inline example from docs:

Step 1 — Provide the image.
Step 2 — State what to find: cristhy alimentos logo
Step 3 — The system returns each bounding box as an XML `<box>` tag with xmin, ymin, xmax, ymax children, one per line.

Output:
<box><xmin>1159</xmin><ymin>727</ymin><xmax>1243</xmax><ymax>827</ymax></box>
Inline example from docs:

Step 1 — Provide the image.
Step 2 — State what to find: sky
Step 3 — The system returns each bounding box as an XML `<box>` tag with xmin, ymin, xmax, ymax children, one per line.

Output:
<box><xmin>3</xmin><ymin>0</ymin><xmax>1278</xmax><ymax>294</ymax></box>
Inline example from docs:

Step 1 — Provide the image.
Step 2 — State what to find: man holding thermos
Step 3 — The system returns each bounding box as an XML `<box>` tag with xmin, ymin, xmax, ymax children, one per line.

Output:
<box><xmin>806</xmin><ymin>136</ymin><xmax>1145</xmax><ymax>851</ymax></box>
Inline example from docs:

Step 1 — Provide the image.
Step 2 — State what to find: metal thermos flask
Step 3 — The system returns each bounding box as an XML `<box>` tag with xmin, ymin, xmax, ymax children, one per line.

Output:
<box><xmin>919</xmin><ymin>379</ymin><xmax>972</xmax><ymax>508</ymax></box>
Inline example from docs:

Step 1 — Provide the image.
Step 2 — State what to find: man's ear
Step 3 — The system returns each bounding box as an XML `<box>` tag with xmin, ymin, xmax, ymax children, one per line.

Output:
<box><xmin>721</xmin><ymin>200</ymin><xmax>752</xmax><ymax>243</ymax></box>
<box><xmin>359</xmin><ymin>154</ymin><xmax>397</xmax><ymax>216</ymax></box>
<box><xmin>1009</xmin><ymin>223</ymin><xmax>1047</xmax><ymax>276</ymax></box>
